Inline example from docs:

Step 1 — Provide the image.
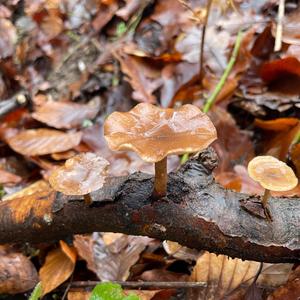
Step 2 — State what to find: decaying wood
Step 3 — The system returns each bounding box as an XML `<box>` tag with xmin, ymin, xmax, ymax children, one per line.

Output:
<box><xmin>0</xmin><ymin>148</ymin><xmax>299</xmax><ymax>263</ymax></box>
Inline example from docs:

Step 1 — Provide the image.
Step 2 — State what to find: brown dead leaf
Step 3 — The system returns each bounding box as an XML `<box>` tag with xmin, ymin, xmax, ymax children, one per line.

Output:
<box><xmin>140</xmin><ymin>269</ymin><xmax>188</xmax><ymax>282</ymax></box>
<box><xmin>74</xmin><ymin>233</ymin><xmax>151</xmax><ymax>281</ymax></box>
<box><xmin>267</xmin><ymin>265</ymin><xmax>300</xmax><ymax>300</ymax></box>
<box><xmin>40</xmin><ymin>14</ymin><xmax>63</xmax><ymax>40</ymax></box>
<box><xmin>7</xmin><ymin>129</ymin><xmax>82</xmax><ymax>156</ymax></box>
<box><xmin>73</xmin><ymin>235</ymin><xmax>97</xmax><ymax>273</ymax></box>
<box><xmin>32</xmin><ymin>98</ymin><xmax>101</xmax><ymax>129</ymax></box>
<box><xmin>115</xmin><ymin>0</ymin><xmax>141</xmax><ymax>20</ymax></box>
<box><xmin>40</xmin><ymin>240</ymin><xmax>77</xmax><ymax>295</ymax></box>
<box><xmin>188</xmin><ymin>252</ymin><xmax>293</xmax><ymax>300</ymax></box>
<box><xmin>0</xmin><ymin>169</ymin><xmax>22</xmax><ymax>185</ymax></box>
<box><xmin>0</xmin><ymin>246</ymin><xmax>38</xmax><ymax>294</ymax></box>
<box><xmin>125</xmin><ymin>290</ymin><xmax>164</xmax><ymax>300</ymax></box>
<box><xmin>93</xmin><ymin>233</ymin><xmax>152</xmax><ymax>281</ymax></box>
<box><xmin>163</xmin><ymin>240</ymin><xmax>200</xmax><ymax>261</ymax></box>
<box><xmin>92</xmin><ymin>2</ymin><xmax>118</xmax><ymax>32</ymax></box>
<box><xmin>0</xmin><ymin>19</ymin><xmax>16</xmax><ymax>59</ymax></box>
<box><xmin>114</xmin><ymin>51</ymin><xmax>162</xmax><ymax>103</ymax></box>
<box><xmin>254</xmin><ymin>118</ymin><xmax>299</xmax><ymax>131</ymax></box>
<box><xmin>68</xmin><ymin>290</ymin><xmax>91</xmax><ymax>300</ymax></box>
<box><xmin>291</xmin><ymin>143</ymin><xmax>300</xmax><ymax>177</ymax></box>
<box><xmin>189</xmin><ymin>252</ymin><xmax>261</xmax><ymax>300</ymax></box>
<box><xmin>210</xmin><ymin>107</ymin><xmax>254</xmax><ymax>173</ymax></box>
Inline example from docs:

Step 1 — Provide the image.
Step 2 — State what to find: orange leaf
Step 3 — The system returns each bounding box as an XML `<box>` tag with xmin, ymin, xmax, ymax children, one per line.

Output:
<box><xmin>7</xmin><ymin>129</ymin><xmax>82</xmax><ymax>156</ymax></box>
<box><xmin>260</xmin><ymin>57</ymin><xmax>300</xmax><ymax>82</ymax></box>
<box><xmin>40</xmin><ymin>241</ymin><xmax>77</xmax><ymax>295</ymax></box>
<box><xmin>254</xmin><ymin>118</ymin><xmax>299</xmax><ymax>131</ymax></box>
<box><xmin>0</xmin><ymin>245</ymin><xmax>38</xmax><ymax>294</ymax></box>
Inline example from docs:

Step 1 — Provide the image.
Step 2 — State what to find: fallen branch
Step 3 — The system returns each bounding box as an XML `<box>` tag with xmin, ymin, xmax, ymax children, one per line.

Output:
<box><xmin>0</xmin><ymin>149</ymin><xmax>299</xmax><ymax>263</ymax></box>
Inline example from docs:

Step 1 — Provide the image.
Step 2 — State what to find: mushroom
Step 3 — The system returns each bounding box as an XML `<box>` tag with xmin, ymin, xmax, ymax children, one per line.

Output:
<box><xmin>247</xmin><ymin>155</ymin><xmax>298</xmax><ymax>219</ymax></box>
<box><xmin>104</xmin><ymin>103</ymin><xmax>217</xmax><ymax>198</ymax></box>
<box><xmin>49</xmin><ymin>152</ymin><xmax>109</xmax><ymax>204</ymax></box>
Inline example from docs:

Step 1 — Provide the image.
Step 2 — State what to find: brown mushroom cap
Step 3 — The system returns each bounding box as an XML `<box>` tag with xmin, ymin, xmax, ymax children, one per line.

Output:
<box><xmin>247</xmin><ymin>156</ymin><xmax>298</xmax><ymax>191</ymax></box>
<box><xmin>104</xmin><ymin>103</ymin><xmax>217</xmax><ymax>163</ymax></box>
<box><xmin>49</xmin><ymin>153</ymin><xmax>109</xmax><ymax>195</ymax></box>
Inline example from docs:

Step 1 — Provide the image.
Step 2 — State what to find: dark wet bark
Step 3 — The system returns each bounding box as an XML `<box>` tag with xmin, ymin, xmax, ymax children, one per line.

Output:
<box><xmin>0</xmin><ymin>148</ymin><xmax>299</xmax><ymax>263</ymax></box>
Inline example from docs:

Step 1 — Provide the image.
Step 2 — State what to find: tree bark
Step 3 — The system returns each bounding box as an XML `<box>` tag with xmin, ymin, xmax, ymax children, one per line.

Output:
<box><xmin>0</xmin><ymin>149</ymin><xmax>299</xmax><ymax>263</ymax></box>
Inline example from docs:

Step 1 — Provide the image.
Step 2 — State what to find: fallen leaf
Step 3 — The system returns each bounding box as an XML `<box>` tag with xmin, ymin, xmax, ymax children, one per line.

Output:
<box><xmin>7</xmin><ymin>129</ymin><xmax>82</xmax><ymax>156</ymax></box>
<box><xmin>92</xmin><ymin>2</ymin><xmax>118</xmax><ymax>32</ymax></box>
<box><xmin>75</xmin><ymin>232</ymin><xmax>152</xmax><ymax>281</ymax></box>
<box><xmin>73</xmin><ymin>235</ymin><xmax>97</xmax><ymax>273</ymax></box>
<box><xmin>0</xmin><ymin>19</ymin><xmax>17</xmax><ymax>59</ymax></box>
<box><xmin>40</xmin><ymin>240</ymin><xmax>77</xmax><ymax>295</ymax></box>
<box><xmin>162</xmin><ymin>240</ymin><xmax>200</xmax><ymax>262</ymax></box>
<box><xmin>210</xmin><ymin>106</ymin><xmax>254</xmax><ymax>173</ymax></box>
<box><xmin>260</xmin><ymin>57</ymin><xmax>300</xmax><ymax>82</ymax></box>
<box><xmin>0</xmin><ymin>169</ymin><xmax>22</xmax><ymax>185</ymax></box>
<box><xmin>140</xmin><ymin>269</ymin><xmax>188</xmax><ymax>282</ymax></box>
<box><xmin>267</xmin><ymin>279</ymin><xmax>300</xmax><ymax>300</ymax></box>
<box><xmin>188</xmin><ymin>252</ymin><xmax>261</xmax><ymax>300</ymax></box>
<box><xmin>40</xmin><ymin>14</ymin><xmax>63</xmax><ymax>40</ymax></box>
<box><xmin>32</xmin><ymin>98</ymin><xmax>101</xmax><ymax>129</ymax></box>
<box><xmin>0</xmin><ymin>245</ymin><xmax>38</xmax><ymax>294</ymax></box>
<box><xmin>115</xmin><ymin>0</ymin><xmax>141</xmax><ymax>20</ymax></box>
<box><xmin>113</xmin><ymin>51</ymin><xmax>162</xmax><ymax>103</ymax></box>
<box><xmin>254</xmin><ymin>118</ymin><xmax>299</xmax><ymax>131</ymax></box>
<box><xmin>68</xmin><ymin>290</ymin><xmax>91</xmax><ymax>300</ymax></box>
<box><xmin>291</xmin><ymin>143</ymin><xmax>300</xmax><ymax>177</ymax></box>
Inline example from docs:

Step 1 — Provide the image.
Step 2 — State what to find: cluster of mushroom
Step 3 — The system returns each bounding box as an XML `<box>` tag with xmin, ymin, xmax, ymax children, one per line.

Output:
<box><xmin>49</xmin><ymin>103</ymin><xmax>217</xmax><ymax>200</ymax></box>
<box><xmin>48</xmin><ymin>102</ymin><xmax>298</xmax><ymax>224</ymax></box>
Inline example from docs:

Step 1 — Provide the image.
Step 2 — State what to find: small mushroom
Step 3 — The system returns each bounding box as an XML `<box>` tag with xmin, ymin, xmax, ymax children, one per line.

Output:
<box><xmin>49</xmin><ymin>152</ymin><xmax>109</xmax><ymax>204</ymax></box>
<box><xmin>247</xmin><ymin>155</ymin><xmax>298</xmax><ymax>219</ymax></box>
<box><xmin>104</xmin><ymin>103</ymin><xmax>217</xmax><ymax>198</ymax></box>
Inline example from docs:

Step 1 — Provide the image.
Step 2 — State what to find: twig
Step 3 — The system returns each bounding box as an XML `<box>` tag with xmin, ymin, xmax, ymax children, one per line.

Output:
<box><xmin>274</xmin><ymin>0</ymin><xmax>285</xmax><ymax>52</ymax></box>
<box><xmin>0</xmin><ymin>92</ymin><xmax>30</xmax><ymax>118</ymax></box>
<box><xmin>67</xmin><ymin>281</ymin><xmax>207</xmax><ymax>290</ymax></box>
<box><xmin>200</xmin><ymin>0</ymin><xmax>213</xmax><ymax>83</ymax></box>
<box><xmin>61</xmin><ymin>273</ymin><xmax>74</xmax><ymax>300</ymax></box>
<box><xmin>203</xmin><ymin>29</ymin><xmax>243</xmax><ymax>113</ymax></box>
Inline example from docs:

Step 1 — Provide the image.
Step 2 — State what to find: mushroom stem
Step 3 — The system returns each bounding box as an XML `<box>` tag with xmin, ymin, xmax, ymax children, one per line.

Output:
<box><xmin>262</xmin><ymin>189</ymin><xmax>272</xmax><ymax>222</ymax></box>
<box><xmin>84</xmin><ymin>194</ymin><xmax>92</xmax><ymax>205</ymax></box>
<box><xmin>262</xmin><ymin>189</ymin><xmax>270</xmax><ymax>207</ymax></box>
<box><xmin>153</xmin><ymin>157</ymin><xmax>167</xmax><ymax>198</ymax></box>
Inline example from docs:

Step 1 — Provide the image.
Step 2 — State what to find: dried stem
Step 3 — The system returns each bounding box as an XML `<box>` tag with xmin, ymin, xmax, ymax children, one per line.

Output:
<box><xmin>274</xmin><ymin>0</ymin><xmax>285</xmax><ymax>52</ymax></box>
<box><xmin>153</xmin><ymin>157</ymin><xmax>167</xmax><ymax>198</ymax></box>
<box><xmin>199</xmin><ymin>0</ymin><xmax>213</xmax><ymax>83</ymax></box>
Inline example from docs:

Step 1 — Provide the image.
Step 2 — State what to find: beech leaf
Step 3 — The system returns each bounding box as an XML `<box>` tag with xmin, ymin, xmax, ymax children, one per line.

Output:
<box><xmin>7</xmin><ymin>129</ymin><xmax>82</xmax><ymax>156</ymax></box>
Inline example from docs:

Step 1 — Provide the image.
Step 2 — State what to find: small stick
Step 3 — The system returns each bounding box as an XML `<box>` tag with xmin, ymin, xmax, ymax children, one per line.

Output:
<box><xmin>274</xmin><ymin>0</ymin><xmax>285</xmax><ymax>52</ymax></box>
<box><xmin>68</xmin><ymin>280</ymin><xmax>207</xmax><ymax>289</ymax></box>
<box><xmin>153</xmin><ymin>157</ymin><xmax>167</xmax><ymax>198</ymax></box>
<box><xmin>199</xmin><ymin>0</ymin><xmax>213</xmax><ymax>83</ymax></box>
<box><xmin>203</xmin><ymin>29</ymin><xmax>243</xmax><ymax>113</ymax></box>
